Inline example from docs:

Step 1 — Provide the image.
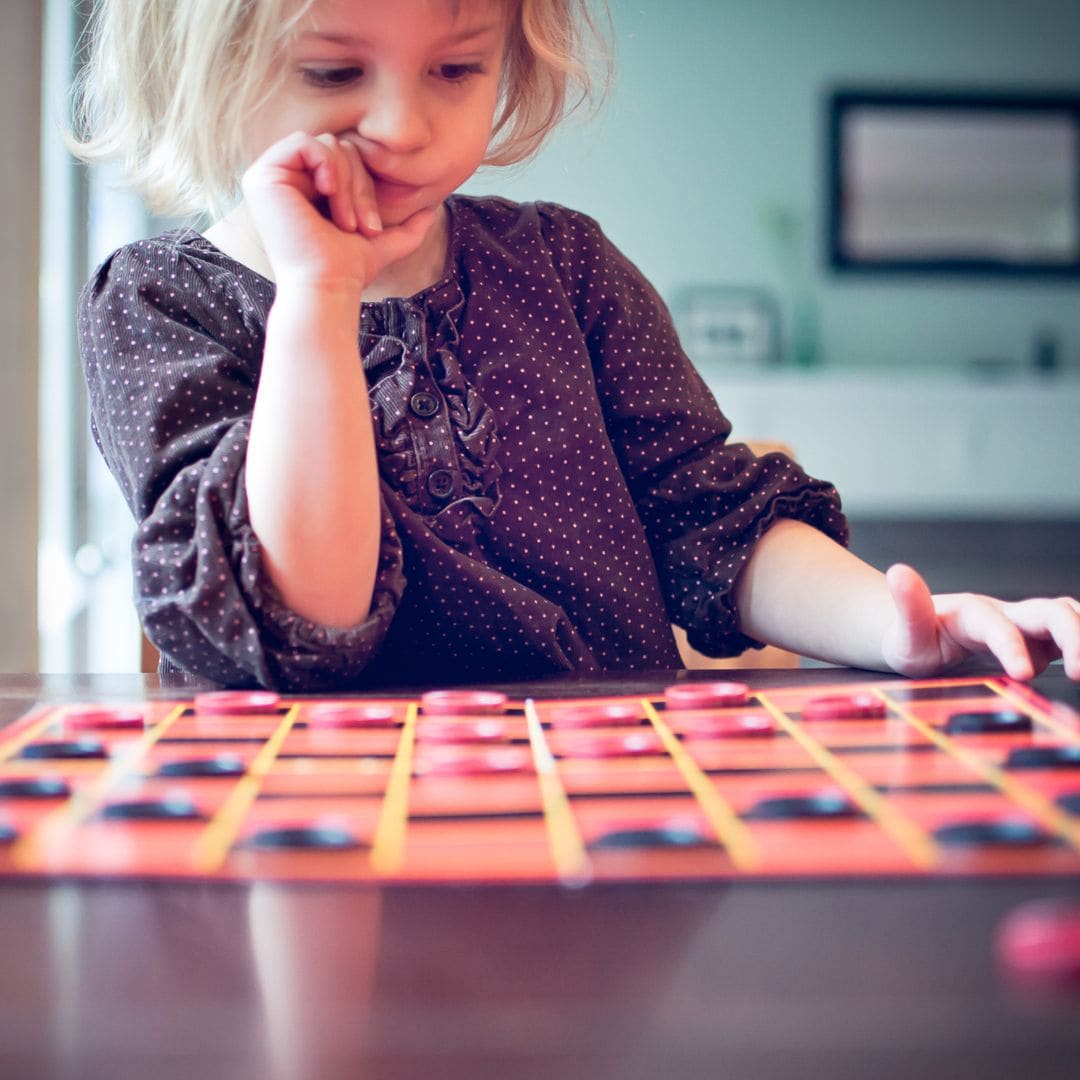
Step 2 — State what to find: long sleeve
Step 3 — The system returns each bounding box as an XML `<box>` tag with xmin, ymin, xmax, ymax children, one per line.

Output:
<box><xmin>78</xmin><ymin>235</ymin><xmax>406</xmax><ymax>688</ymax></box>
<box><xmin>537</xmin><ymin>205</ymin><xmax>848</xmax><ymax>657</ymax></box>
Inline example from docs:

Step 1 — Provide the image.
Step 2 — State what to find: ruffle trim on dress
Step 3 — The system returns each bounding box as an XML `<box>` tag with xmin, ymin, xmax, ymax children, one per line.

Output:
<box><xmin>360</xmin><ymin>276</ymin><xmax>502</xmax><ymax>528</ymax></box>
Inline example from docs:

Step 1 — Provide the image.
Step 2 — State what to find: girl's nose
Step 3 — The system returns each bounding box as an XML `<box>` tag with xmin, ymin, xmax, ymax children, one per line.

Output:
<box><xmin>356</xmin><ymin>80</ymin><xmax>431</xmax><ymax>153</ymax></box>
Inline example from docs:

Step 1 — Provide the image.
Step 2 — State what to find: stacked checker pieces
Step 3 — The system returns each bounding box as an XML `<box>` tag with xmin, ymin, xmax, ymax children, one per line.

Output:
<box><xmin>0</xmin><ymin>678</ymin><xmax>1078</xmax><ymax>890</ymax></box>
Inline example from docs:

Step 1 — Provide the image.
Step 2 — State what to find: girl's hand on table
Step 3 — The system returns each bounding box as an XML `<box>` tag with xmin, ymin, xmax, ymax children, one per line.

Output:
<box><xmin>882</xmin><ymin>563</ymin><xmax>1080</xmax><ymax>681</ymax></box>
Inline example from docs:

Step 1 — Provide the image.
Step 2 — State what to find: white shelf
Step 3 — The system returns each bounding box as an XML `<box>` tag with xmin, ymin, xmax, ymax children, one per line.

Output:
<box><xmin>701</xmin><ymin>369</ymin><xmax>1080</xmax><ymax>516</ymax></box>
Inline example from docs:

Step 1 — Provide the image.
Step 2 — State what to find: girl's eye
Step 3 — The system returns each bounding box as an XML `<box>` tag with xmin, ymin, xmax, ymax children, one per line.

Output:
<box><xmin>301</xmin><ymin>67</ymin><xmax>364</xmax><ymax>88</ymax></box>
<box><xmin>437</xmin><ymin>62</ymin><xmax>484</xmax><ymax>83</ymax></box>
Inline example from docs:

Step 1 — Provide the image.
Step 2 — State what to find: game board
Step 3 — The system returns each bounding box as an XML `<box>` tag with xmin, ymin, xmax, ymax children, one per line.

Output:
<box><xmin>1</xmin><ymin>676</ymin><xmax>1079</xmax><ymax>885</ymax></box>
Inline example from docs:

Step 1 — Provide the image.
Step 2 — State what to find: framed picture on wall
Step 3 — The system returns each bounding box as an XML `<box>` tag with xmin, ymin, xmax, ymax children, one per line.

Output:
<box><xmin>827</xmin><ymin>88</ymin><xmax>1080</xmax><ymax>276</ymax></box>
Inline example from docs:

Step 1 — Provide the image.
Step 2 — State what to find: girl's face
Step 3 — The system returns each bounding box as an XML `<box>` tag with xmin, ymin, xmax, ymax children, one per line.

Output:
<box><xmin>250</xmin><ymin>0</ymin><xmax>509</xmax><ymax>226</ymax></box>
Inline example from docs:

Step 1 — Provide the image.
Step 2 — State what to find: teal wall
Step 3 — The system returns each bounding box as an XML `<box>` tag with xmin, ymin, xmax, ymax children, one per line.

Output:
<box><xmin>464</xmin><ymin>0</ymin><xmax>1080</xmax><ymax>373</ymax></box>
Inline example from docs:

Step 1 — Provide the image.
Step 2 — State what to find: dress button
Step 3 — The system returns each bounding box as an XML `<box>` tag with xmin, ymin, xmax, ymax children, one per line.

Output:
<box><xmin>427</xmin><ymin>469</ymin><xmax>455</xmax><ymax>500</ymax></box>
<box><xmin>410</xmin><ymin>392</ymin><xmax>440</xmax><ymax>419</ymax></box>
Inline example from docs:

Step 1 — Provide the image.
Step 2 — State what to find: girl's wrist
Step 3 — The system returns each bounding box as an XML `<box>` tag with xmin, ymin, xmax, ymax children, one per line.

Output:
<box><xmin>272</xmin><ymin>271</ymin><xmax>367</xmax><ymax>304</ymax></box>
<box><xmin>264</xmin><ymin>284</ymin><xmax>364</xmax><ymax>367</ymax></box>
<box><xmin>268</xmin><ymin>278</ymin><xmax>367</xmax><ymax>346</ymax></box>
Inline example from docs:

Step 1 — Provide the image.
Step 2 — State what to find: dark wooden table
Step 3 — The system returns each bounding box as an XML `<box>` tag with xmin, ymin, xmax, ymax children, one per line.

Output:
<box><xmin>1</xmin><ymin>667</ymin><xmax>1079</xmax><ymax>1080</ymax></box>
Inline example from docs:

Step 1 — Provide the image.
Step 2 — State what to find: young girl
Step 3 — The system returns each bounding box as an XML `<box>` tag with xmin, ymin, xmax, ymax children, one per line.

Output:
<box><xmin>73</xmin><ymin>0</ymin><xmax>1079</xmax><ymax>690</ymax></box>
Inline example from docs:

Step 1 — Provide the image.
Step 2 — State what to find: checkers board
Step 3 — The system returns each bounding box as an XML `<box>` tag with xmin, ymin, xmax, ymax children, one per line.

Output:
<box><xmin>2</xmin><ymin>676</ymin><xmax>1079</xmax><ymax>885</ymax></box>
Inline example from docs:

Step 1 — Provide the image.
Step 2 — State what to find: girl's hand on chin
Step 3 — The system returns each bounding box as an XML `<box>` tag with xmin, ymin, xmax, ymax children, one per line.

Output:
<box><xmin>241</xmin><ymin>130</ymin><xmax>435</xmax><ymax>294</ymax></box>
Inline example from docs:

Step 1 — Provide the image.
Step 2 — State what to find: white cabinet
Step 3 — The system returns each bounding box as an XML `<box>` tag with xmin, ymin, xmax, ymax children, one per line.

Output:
<box><xmin>702</xmin><ymin>370</ymin><xmax>1080</xmax><ymax>516</ymax></box>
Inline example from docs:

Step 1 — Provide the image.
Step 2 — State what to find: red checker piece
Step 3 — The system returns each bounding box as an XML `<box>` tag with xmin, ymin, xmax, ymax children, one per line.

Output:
<box><xmin>63</xmin><ymin>704</ymin><xmax>146</xmax><ymax>731</ymax></box>
<box><xmin>675</xmin><ymin>712</ymin><xmax>776</xmax><ymax>739</ymax></box>
<box><xmin>415</xmin><ymin>719</ymin><xmax>509</xmax><ymax>745</ymax></box>
<box><xmin>547</xmin><ymin>702</ymin><xmax>643</xmax><ymax>729</ymax></box>
<box><xmin>420</xmin><ymin>690</ymin><xmax>509</xmax><ymax>716</ymax></box>
<box><xmin>194</xmin><ymin>691</ymin><xmax>282</xmax><ymax>716</ymax></box>
<box><xmin>305</xmin><ymin>702</ymin><xmax>399</xmax><ymax>729</ymax></box>
<box><xmin>997</xmin><ymin>900</ymin><xmax>1080</xmax><ymax>986</ymax></box>
<box><xmin>414</xmin><ymin>746</ymin><xmax>533</xmax><ymax>777</ymax></box>
<box><xmin>664</xmin><ymin>682</ymin><xmax>750</xmax><ymax>710</ymax></box>
<box><xmin>561</xmin><ymin>730</ymin><xmax>665</xmax><ymax>759</ymax></box>
<box><xmin>802</xmin><ymin>692</ymin><xmax>887</xmax><ymax>721</ymax></box>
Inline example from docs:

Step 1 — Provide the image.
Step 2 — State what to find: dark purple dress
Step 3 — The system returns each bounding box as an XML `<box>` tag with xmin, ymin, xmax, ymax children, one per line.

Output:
<box><xmin>79</xmin><ymin>196</ymin><xmax>846</xmax><ymax>689</ymax></box>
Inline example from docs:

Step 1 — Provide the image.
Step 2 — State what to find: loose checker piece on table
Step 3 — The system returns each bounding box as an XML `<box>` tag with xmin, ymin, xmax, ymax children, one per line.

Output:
<box><xmin>1</xmin><ymin>675</ymin><xmax>1079</xmax><ymax>888</ymax></box>
<box><xmin>996</xmin><ymin>899</ymin><xmax>1080</xmax><ymax>986</ymax></box>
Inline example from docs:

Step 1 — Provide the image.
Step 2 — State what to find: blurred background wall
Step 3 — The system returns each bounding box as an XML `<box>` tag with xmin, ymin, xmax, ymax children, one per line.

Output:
<box><xmin>467</xmin><ymin>0</ymin><xmax>1080</xmax><ymax>375</ymax></box>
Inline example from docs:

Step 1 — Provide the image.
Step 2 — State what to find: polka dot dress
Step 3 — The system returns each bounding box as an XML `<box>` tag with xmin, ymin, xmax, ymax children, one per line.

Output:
<box><xmin>78</xmin><ymin>196</ymin><xmax>847</xmax><ymax>690</ymax></box>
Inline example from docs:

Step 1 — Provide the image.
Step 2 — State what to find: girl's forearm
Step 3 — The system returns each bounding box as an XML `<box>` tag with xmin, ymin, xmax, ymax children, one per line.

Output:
<box><xmin>734</xmin><ymin>518</ymin><xmax>895</xmax><ymax>670</ymax></box>
<box><xmin>246</xmin><ymin>283</ymin><xmax>380</xmax><ymax>628</ymax></box>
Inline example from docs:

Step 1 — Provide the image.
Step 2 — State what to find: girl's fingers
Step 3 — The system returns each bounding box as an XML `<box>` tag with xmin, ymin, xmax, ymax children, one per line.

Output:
<box><xmin>939</xmin><ymin>597</ymin><xmax>1034</xmax><ymax>680</ymax></box>
<box><xmin>936</xmin><ymin>593</ymin><xmax>1080</xmax><ymax>681</ymax></box>
<box><xmin>366</xmin><ymin>206</ymin><xmax>437</xmax><ymax>275</ymax></box>
<box><xmin>1000</xmin><ymin>597</ymin><xmax>1080</xmax><ymax>679</ymax></box>
<box><xmin>312</xmin><ymin>134</ymin><xmax>357</xmax><ymax>233</ymax></box>
<box><xmin>341</xmin><ymin>140</ymin><xmax>382</xmax><ymax>237</ymax></box>
<box><xmin>884</xmin><ymin>563</ymin><xmax>939</xmax><ymax>667</ymax></box>
<box><xmin>242</xmin><ymin>130</ymin><xmax>320</xmax><ymax>202</ymax></box>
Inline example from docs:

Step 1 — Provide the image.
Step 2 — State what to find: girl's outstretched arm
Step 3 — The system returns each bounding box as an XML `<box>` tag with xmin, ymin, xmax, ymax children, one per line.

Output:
<box><xmin>734</xmin><ymin>518</ymin><xmax>1080</xmax><ymax>680</ymax></box>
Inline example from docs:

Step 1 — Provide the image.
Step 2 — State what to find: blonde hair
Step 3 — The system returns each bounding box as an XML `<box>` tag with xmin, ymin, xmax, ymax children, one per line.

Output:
<box><xmin>70</xmin><ymin>0</ymin><xmax>611</xmax><ymax>218</ymax></box>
